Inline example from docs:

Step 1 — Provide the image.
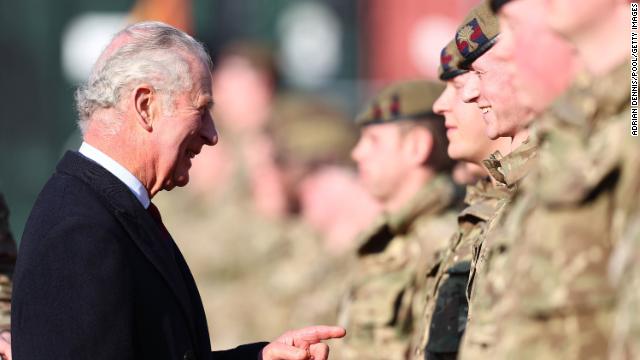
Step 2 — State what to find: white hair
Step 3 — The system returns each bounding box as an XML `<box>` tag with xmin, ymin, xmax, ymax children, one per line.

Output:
<box><xmin>75</xmin><ymin>21</ymin><xmax>212</xmax><ymax>133</ymax></box>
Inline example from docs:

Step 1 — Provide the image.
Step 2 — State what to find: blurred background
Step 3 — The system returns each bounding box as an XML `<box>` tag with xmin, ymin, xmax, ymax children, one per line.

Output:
<box><xmin>0</xmin><ymin>0</ymin><xmax>481</xmax><ymax>349</ymax></box>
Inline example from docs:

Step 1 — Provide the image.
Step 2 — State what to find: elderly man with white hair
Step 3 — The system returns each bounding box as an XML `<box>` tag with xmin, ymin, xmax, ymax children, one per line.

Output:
<box><xmin>12</xmin><ymin>22</ymin><xmax>344</xmax><ymax>360</ymax></box>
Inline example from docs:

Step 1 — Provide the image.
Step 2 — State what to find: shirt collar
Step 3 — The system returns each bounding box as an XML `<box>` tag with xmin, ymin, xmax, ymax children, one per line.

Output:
<box><xmin>78</xmin><ymin>142</ymin><xmax>150</xmax><ymax>209</ymax></box>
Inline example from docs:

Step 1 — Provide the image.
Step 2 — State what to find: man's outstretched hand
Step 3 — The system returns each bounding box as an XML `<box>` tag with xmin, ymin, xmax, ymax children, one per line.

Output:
<box><xmin>260</xmin><ymin>325</ymin><xmax>346</xmax><ymax>360</ymax></box>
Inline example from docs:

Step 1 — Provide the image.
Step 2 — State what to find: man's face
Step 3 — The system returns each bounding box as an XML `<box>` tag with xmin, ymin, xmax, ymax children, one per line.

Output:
<box><xmin>351</xmin><ymin>123</ymin><xmax>413</xmax><ymax>203</ymax></box>
<box><xmin>545</xmin><ymin>0</ymin><xmax>615</xmax><ymax>39</ymax></box>
<box><xmin>433</xmin><ymin>73</ymin><xmax>501</xmax><ymax>163</ymax></box>
<box><xmin>497</xmin><ymin>0</ymin><xmax>576</xmax><ymax>113</ymax></box>
<box><xmin>212</xmin><ymin>57</ymin><xmax>273</xmax><ymax>132</ymax></box>
<box><xmin>155</xmin><ymin>60</ymin><xmax>218</xmax><ymax>190</ymax></box>
<box><xmin>462</xmin><ymin>46</ymin><xmax>532</xmax><ymax>139</ymax></box>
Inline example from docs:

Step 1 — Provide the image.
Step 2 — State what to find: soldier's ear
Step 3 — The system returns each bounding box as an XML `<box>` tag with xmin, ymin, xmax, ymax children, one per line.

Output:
<box><xmin>404</xmin><ymin>126</ymin><xmax>433</xmax><ymax>166</ymax></box>
<box><xmin>132</xmin><ymin>84</ymin><xmax>157</xmax><ymax>132</ymax></box>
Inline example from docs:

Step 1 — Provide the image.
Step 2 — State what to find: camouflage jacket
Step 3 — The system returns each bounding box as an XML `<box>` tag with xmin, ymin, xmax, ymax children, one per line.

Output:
<box><xmin>410</xmin><ymin>177</ymin><xmax>512</xmax><ymax>360</ymax></box>
<box><xmin>489</xmin><ymin>60</ymin><xmax>639</xmax><ymax>360</ymax></box>
<box><xmin>458</xmin><ymin>137</ymin><xmax>538</xmax><ymax>359</ymax></box>
<box><xmin>337</xmin><ymin>175</ymin><xmax>458</xmax><ymax>360</ymax></box>
<box><xmin>0</xmin><ymin>193</ymin><xmax>17</xmax><ymax>330</ymax></box>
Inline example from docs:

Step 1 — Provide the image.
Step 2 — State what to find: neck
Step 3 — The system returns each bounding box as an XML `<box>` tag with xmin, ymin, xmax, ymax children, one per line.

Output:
<box><xmin>84</xmin><ymin>127</ymin><xmax>158</xmax><ymax>198</ymax></box>
<box><xmin>510</xmin><ymin>128</ymin><xmax>530</xmax><ymax>151</ymax></box>
<box><xmin>383</xmin><ymin>168</ymin><xmax>434</xmax><ymax>213</ymax></box>
<box><xmin>573</xmin><ymin>6</ymin><xmax>628</xmax><ymax>76</ymax></box>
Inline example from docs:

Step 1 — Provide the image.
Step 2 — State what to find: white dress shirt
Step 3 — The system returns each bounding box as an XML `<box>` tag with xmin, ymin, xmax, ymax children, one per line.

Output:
<box><xmin>78</xmin><ymin>142</ymin><xmax>150</xmax><ymax>209</ymax></box>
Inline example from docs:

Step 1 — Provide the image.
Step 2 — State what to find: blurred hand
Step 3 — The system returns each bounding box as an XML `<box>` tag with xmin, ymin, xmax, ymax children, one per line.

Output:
<box><xmin>261</xmin><ymin>325</ymin><xmax>346</xmax><ymax>360</ymax></box>
<box><xmin>0</xmin><ymin>330</ymin><xmax>11</xmax><ymax>360</ymax></box>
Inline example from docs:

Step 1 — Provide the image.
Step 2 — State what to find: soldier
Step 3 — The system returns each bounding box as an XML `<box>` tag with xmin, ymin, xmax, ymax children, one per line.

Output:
<box><xmin>337</xmin><ymin>80</ymin><xmax>458</xmax><ymax>360</ymax></box>
<box><xmin>410</xmin><ymin>39</ymin><xmax>512</xmax><ymax>360</ymax></box>
<box><xmin>457</xmin><ymin>0</ymin><xmax>586</xmax><ymax>358</ymax></box>
<box><xmin>0</xmin><ymin>194</ymin><xmax>15</xmax><ymax>359</ymax></box>
<box><xmin>439</xmin><ymin>1</ymin><xmax>545</xmax><ymax>358</ymax></box>
<box><xmin>487</xmin><ymin>0</ymin><xmax>639</xmax><ymax>358</ymax></box>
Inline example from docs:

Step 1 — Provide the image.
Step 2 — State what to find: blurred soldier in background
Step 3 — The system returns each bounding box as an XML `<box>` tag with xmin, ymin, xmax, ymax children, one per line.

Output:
<box><xmin>153</xmin><ymin>43</ymin><xmax>287</xmax><ymax>348</ymax></box>
<box><xmin>0</xmin><ymin>194</ymin><xmax>15</xmax><ymax>359</ymax></box>
<box><xmin>264</xmin><ymin>95</ymin><xmax>380</xmax><ymax>331</ymax></box>
<box><xmin>157</xmin><ymin>80</ymin><xmax>378</xmax><ymax>348</ymax></box>
<box><xmin>337</xmin><ymin>80</ymin><xmax>458</xmax><ymax>360</ymax></box>
<box><xmin>411</xmin><ymin>38</ymin><xmax>511</xmax><ymax>360</ymax></box>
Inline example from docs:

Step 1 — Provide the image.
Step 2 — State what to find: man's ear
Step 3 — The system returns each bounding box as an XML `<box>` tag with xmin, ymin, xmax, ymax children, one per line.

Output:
<box><xmin>405</xmin><ymin>126</ymin><xmax>433</xmax><ymax>166</ymax></box>
<box><xmin>133</xmin><ymin>84</ymin><xmax>157</xmax><ymax>132</ymax></box>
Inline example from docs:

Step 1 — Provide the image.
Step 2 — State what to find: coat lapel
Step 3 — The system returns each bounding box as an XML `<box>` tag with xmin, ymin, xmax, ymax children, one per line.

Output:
<box><xmin>56</xmin><ymin>151</ymin><xmax>200</xmax><ymax>346</ymax></box>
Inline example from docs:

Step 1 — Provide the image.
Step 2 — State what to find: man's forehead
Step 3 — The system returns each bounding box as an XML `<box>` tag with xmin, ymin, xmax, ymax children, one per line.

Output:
<box><xmin>362</xmin><ymin>122</ymin><xmax>402</xmax><ymax>135</ymax></box>
<box><xmin>471</xmin><ymin>44</ymin><xmax>500</xmax><ymax>72</ymax></box>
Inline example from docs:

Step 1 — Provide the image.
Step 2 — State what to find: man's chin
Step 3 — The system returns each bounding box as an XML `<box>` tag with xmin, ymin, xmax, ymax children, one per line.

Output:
<box><xmin>162</xmin><ymin>175</ymin><xmax>190</xmax><ymax>191</ymax></box>
<box><xmin>173</xmin><ymin>175</ymin><xmax>190</xmax><ymax>188</ymax></box>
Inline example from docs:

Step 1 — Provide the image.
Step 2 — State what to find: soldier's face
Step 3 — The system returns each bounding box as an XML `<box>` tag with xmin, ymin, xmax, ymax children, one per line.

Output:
<box><xmin>545</xmin><ymin>0</ymin><xmax>617</xmax><ymax>39</ymax></box>
<box><xmin>498</xmin><ymin>0</ymin><xmax>577</xmax><ymax>114</ymax></box>
<box><xmin>351</xmin><ymin>123</ymin><xmax>414</xmax><ymax>204</ymax></box>
<box><xmin>434</xmin><ymin>73</ymin><xmax>502</xmax><ymax>164</ymax></box>
<box><xmin>465</xmin><ymin>47</ymin><xmax>534</xmax><ymax>140</ymax></box>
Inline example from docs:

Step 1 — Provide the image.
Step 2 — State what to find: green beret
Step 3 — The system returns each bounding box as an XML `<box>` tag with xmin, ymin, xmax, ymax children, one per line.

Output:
<box><xmin>355</xmin><ymin>80</ymin><xmax>445</xmax><ymax>127</ymax></box>
<box><xmin>456</xmin><ymin>0</ymin><xmax>500</xmax><ymax>69</ymax></box>
<box><xmin>438</xmin><ymin>39</ymin><xmax>469</xmax><ymax>81</ymax></box>
<box><xmin>270</xmin><ymin>95</ymin><xmax>357</xmax><ymax>166</ymax></box>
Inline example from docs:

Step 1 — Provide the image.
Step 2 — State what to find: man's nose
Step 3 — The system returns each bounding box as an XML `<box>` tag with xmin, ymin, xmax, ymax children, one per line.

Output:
<box><xmin>201</xmin><ymin>115</ymin><xmax>218</xmax><ymax>146</ymax></box>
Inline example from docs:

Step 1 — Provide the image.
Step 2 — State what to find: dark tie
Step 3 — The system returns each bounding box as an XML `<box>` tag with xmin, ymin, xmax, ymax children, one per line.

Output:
<box><xmin>147</xmin><ymin>202</ymin><xmax>172</xmax><ymax>240</ymax></box>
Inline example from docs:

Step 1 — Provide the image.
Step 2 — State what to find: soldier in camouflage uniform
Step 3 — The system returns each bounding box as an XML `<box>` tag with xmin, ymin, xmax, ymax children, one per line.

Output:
<box><xmin>336</xmin><ymin>80</ymin><xmax>459</xmax><ymax>360</ymax></box>
<box><xmin>0</xmin><ymin>194</ymin><xmax>16</xmax><ymax>331</ymax></box>
<box><xmin>477</xmin><ymin>0</ymin><xmax>640</xmax><ymax>358</ymax></box>
<box><xmin>443</xmin><ymin>1</ymin><xmax>557</xmax><ymax>358</ymax></box>
<box><xmin>410</xmin><ymin>38</ymin><xmax>512</xmax><ymax>360</ymax></box>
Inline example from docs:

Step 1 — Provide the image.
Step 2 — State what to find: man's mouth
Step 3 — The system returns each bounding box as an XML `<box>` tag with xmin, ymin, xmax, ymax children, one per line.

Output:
<box><xmin>479</xmin><ymin>106</ymin><xmax>492</xmax><ymax>114</ymax></box>
<box><xmin>186</xmin><ymin>149</ymin><xmax>198</xmax><ymax>159</ymax></box>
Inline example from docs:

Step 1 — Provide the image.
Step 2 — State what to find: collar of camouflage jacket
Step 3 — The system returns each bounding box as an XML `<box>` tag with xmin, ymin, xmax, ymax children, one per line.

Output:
<box><xmin>459</xmin><ymin>177</ymin><xmax>513</xmax><ymax>222</ymax></box>
<box><xmin>356</xmin><ymin>175</ymin><xmax>456</xmax><ymax>252</ymax></box>
<box><xmin>482</xmin><ymin>137</ymin><xmax>538</xmax><ymax>188</ymax></box>
<box><xmin>384</xmin><ymin>174</ymin><xmax>456</xmax><ymax>235</ymax></box>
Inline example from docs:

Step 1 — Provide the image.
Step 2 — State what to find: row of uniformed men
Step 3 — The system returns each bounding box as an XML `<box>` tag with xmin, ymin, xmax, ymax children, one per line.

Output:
<box><xmin>335</xmin><ymin>0</ymin><xmax>638</xmax><ymax>359</ymax></box>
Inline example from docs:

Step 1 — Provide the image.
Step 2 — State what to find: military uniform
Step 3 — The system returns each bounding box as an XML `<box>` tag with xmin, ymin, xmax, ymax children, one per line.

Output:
<box><xmin>0</xmin><ymin>193</ymin><xmax>17</xmax><ymax>330</ymax></box>
<box><xmin>481</xmin><ymin>59</ymin><xmax>640</xmax><ymax>359</ymax></box>
<box><xmin>456</xmin><ymin>138</ymin><xmax>537</xmax><ymax>359</ymax></box>
<box><xmin>339</xmin><ymin>176</ymin><xmax>457</xmax><ymax>360</ymax></box>
<box><xmin>412</xmin><ymin>5</ymin><xmax>513</xmax><ymax>359</ymax></box>
<box><xmin>412</xmin><ymin>177</ymin><xmax>512</xmax><ymax>360</ymax></box>
<box><xmin>337</xmin><ymin>80</ymin><xmax>458</xmax><ymax>360</ymax></box>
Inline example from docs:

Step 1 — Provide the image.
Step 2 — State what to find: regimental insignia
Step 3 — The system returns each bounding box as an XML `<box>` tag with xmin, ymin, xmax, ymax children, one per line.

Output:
<box><xmin>390</xmin><ymin>94</ymin><xmax>401</xmax><ymax>117</ymax></box>
<box><xmin>456</xmin><ymin>19</ymin><xmax>488</xmax><ymax>56</ymax></box>
<box><xmin>440</xmin><ymin>47</ymin><xmax>453</xmax><ymax>72</ymax></box>
<box><xmin>373</xmin><ymin>103</ymin><xmax>383</xmax><ymax>120</ymax></box>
